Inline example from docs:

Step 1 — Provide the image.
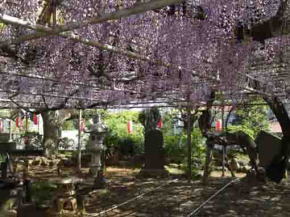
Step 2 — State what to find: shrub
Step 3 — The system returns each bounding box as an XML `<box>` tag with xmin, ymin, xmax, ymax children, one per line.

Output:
<box><xmin>101</xmin><ymin>111</ymin><xmax>144</xmax><ymax>158</ymax></box>
<box><xmin>164</xmin><ymin>128</ymin><xmax>205</xmax><ymax>167</ymax></box>
<box><xmin>31</xmin><ymin>181</ymin><xmax>57</xmax><ymax>208</ymax></box>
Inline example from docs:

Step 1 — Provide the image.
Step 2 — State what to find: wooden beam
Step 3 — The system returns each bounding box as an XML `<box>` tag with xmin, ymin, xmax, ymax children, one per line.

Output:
<box><xmin>0</xmin><ymin>0</ymin><xmax>183</xmax><ymax>45</ymax></box>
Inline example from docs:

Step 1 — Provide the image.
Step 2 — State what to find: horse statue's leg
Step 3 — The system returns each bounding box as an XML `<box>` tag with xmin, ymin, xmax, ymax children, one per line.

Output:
<box><xmin>225</xmin><ymin>155</ymin><xmax>236</xmax><ymax>177</ymax></box>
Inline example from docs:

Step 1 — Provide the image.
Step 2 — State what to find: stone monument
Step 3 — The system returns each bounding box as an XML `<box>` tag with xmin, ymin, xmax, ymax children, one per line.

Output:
<box><xmin>256</xmin><ymin>131</ymin><xmax>282</xmax><ymax>168</ymax></box>
<box><xmin>256</xmin><ymin>131</ymin><xmax>286</xmax><ymax>182</ymax></box>
<box><xmin>138</xmin><ymin>108</ymin><xmax>168</xmax><ymax>177</ymax></box>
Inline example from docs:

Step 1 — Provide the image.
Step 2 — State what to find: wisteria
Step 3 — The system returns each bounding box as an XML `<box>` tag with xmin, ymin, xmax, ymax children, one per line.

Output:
<box><xmin>0</xmin><ymin>0</ymin><xmax>289</xmax><ymax>109</ymax></box>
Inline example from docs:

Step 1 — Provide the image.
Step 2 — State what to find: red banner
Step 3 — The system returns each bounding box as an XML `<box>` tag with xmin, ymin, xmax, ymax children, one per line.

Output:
<box><xmin>215</xmin><ymin>119</ymin><xmax>222</xmax><ymax>131</ymax></box>
<box><xmin>0</xmin><ymin>120</ymin><xmax>3</xmax><ymax>132</ymax></box>
<box><xmin>33</xmin><ymin>113</ymin><xmax>38</xmax><ymax>125</ymax></box>
<box><xmin>157</xmin><ymin>120</ymin><xmax>163</xmax><ymax>128</ymax></box>
<box><xmin>16</xmin><ymin>117</ymin><xmax>23</xmax><ymax>128</ymax></box>
<box><xmin>80</xmin><ymin>119</ymin><xmax>86</xmax><ymax>132</ymax></box>
<box><xmin>127</xmin><ymin>121</ymin><xmax>133</xmax><ymax>134</ymax></box>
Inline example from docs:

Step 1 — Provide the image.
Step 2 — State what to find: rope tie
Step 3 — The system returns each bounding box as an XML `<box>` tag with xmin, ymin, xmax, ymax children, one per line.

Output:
<box><xmin>186</xmin><ymin>178</ymin><xmax>240</xmax><ymax>217</ymax></box>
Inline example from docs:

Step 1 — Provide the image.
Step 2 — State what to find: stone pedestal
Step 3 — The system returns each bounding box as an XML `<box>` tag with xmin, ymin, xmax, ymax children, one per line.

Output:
<box><xmin>89</xmin><ymin>141</ymin><xmax>104</xmax><ymax>176</ymax></box>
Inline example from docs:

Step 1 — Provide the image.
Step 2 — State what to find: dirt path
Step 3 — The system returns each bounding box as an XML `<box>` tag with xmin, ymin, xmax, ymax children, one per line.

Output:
<box><xmin>84</xmin><ymin>169</ymin><xmax>290</xmax><ymax>217</ymax></box>
<box><xmin>196</xmin><ymin>178</ymin><xmax>290</xmax><ymax>217</ymax></box>
<box><xmin>15</xmin><ymin>166</ymin><xmax>290</xmax><ymax>217</ymax></box>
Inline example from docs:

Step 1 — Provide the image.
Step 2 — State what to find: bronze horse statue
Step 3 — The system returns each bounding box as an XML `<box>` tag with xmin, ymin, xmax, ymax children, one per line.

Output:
<box><xmin>205</xmin><ymin>131</ymin><xmax>259</xmax><ymax>176</ymax></box>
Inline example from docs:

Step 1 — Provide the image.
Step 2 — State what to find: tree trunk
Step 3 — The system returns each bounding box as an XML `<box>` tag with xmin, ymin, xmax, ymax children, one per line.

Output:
<box><xmin>77</xmin><ymin>110</ymin><xmax>82</xmax><ymax>171</ymax></box>
<box><xmin>41</xmin><ymin>110</ymin><xmax>72</xmax><ymax>157</ymax></box>
<box><xmin>202</xmin><ymin>146</ymin><xmax>213</xmax><ymax>185</ymax></box>
<box><xmin>198</xmin><ymin>91</ymin><xmax>215</xmax><ymax>137</ymax></box>
<box><xmin>41</xmin><ymin>111</ymin><xmax>62</xmax><ymax>157</ymax></box>
<box><xmin>264</xmin><ymin>96</ymin><xmax>290</xmax><ymax>182</ymax></box>
<box><xmin>264</xmin><ymin>96</ymin><xmax>290</xmax><ymax>156</ymax></box>
<box><xmin>186</xmin><ymin>107</ymin><xmax>192</xmax><ymax>182</ymax></box>
<box><xmin>199</xmin><ymin>91</ymin><xmax>215</xmax><ymax>184</ymax></box>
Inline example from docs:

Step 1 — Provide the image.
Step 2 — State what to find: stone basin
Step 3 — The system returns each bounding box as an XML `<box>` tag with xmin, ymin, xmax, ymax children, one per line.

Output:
<box><xmin>48</xmin><ymin>177</ymin><xmax>83</xmax><ymax>185</ymax></box>
<box><xmin>48</xmin><ymin>177</ymin><xmax>83</xmax><ymax>213</ymax></box>
<box><xmin>48</xmin><ymin>177</ymin><xmax>83</xmax><ymax>197</ymax></box>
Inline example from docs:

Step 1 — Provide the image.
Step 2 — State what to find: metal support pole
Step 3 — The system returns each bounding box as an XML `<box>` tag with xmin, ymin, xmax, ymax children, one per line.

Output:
<box><xmin>187</xmin><ymin>106</ymin><xmax>192</xmax><ymax>182</ymax></box>
<box><xmin>77</xmin><ymin>110</ymin><xmax>82</xmax><ymax>171</ymax></box>
<box><xmin>221</xmin><ymin>105</ymin><xmax>225</xmax><ymax>177</ymax></box>
<box><xmin>38</xmin><ymin>115</ymin><xmax>40</xmax><ymax>135</ymax></box>
<box><xmin>9</xmin><ymin>119</ymin><xmax>12</xmax><ymax>142</ymax></box>
<box><xmin>222</xmin><ymin>146</ymin><xmax>226</xmax><ymax>177</ymax></box>
<box><xmin>25</xmin><ymin>113</ymin><xmax>28</xmax><ymax>133</ymax></box>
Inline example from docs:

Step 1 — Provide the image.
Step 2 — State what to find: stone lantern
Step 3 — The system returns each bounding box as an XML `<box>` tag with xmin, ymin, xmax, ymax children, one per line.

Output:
<box><xmin>86</xmin><ymin>115</ymin><xmax>107</xmax><ymax>188</ymax></box>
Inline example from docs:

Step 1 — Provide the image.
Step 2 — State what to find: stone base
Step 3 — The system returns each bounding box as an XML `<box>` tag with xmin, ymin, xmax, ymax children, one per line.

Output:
<box><xmin>245</xmin><ymin>168</ymin><xmax>266</xmax><ymax>183</ymax></box>
<box><xmin>93</xmin><ymin>177</ymin><xmax>106</xmax><ymax>189</ymax></box>
<box><xmin>137</xmin><ymin>168</ymin><xmax>169</xmax><ymax>178</ymax></box>
<box><xmin>56</xmin><ymin>197</ymin><xmax>77</xmax><ymax>213</ymax></box>
<box><xmin>0</xmin><ymin>210</ymin><xmax>17</xmax><ymax>217</ymax></box>
<box><xmin>89</xmin><ymin>166</ymin><xmax>101</xmax><ymax>177</ymax></box>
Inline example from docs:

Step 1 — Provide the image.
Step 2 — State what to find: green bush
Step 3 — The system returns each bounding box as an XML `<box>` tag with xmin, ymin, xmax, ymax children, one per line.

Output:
<box><xmin>164</xmin><ymin>128</ymin><xmax>205</xmax><ymax>167</ymax></box>
<box><xmin>0</xmin><ymin>154</ymin><xmax>5</xmax><ymax>163</ymax></box>
<box><xmin>0</xmin><ymin>23</ymin><xmax>5</xmax><ymax>31</ymax></box>
<box><xmin>230</xmin><ymin>97</ymin><xmax>269</xmax><ymax>138</ymax></box>
<box><xmin>102</xmin><ymin>111</ymin><xmax>144</xmax><ymax>157</ymax></box>
<box><xmin>62</xmin><ymin>120</ymin><xmax>75</xmax><ymax>130</ymax></box>
<box><xmin>164</xmin><ymin>135</ymin><xmax>185</xmax><ymax>163</ymax></box>
<box><xmin>227</xmin><ymin>125</ymin><xmax>255</xmax><ymax>140</ymax></box>
<box><xmin>31</xmin><ymin>181</ymin><xmax>57</xmax><ymax>208</ymax></box>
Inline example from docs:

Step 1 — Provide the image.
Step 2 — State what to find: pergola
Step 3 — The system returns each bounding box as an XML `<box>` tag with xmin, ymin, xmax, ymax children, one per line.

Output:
<box><xmin>1</xmin><ymin>0</ymin><xmax>290</xmax><ymax>186</ymax></box>
<box><xmin>0</xmin><ymin>0</ymin><xmax>290</xmax><ymax>110</ymax></box>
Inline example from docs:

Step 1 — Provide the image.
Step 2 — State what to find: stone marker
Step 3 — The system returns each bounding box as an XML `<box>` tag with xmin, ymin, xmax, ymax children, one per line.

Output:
<box><xmin>1</xmin><ymin>161</ymin><xmax>8</xmax><ymax>179</ymax></box>
<box><xmin>139</xmin><ymin>129</ymin><xmax>168</xmax><ymax>177</ymax></box>
<box><xmin>23</xmin><ymin>179</ymin><xmax>32</xmax><ymax>203</ymax></box>
<box><xmin>256</xmin><ymin>131</ymin><xmax>282</xmax><ymax>168</ymax></box>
